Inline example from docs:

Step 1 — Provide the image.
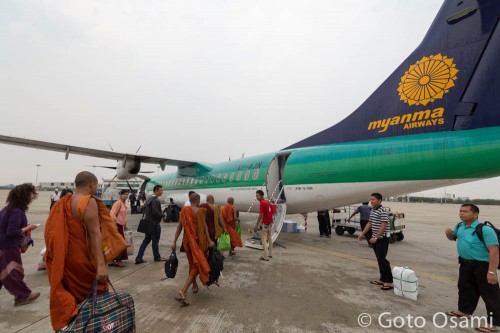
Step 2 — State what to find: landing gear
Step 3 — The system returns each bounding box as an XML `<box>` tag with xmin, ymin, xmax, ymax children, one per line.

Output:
<box><xmin>163</xmin><ymin>205</ymin><xmax>180</xmax><ymax>222</ymax></box>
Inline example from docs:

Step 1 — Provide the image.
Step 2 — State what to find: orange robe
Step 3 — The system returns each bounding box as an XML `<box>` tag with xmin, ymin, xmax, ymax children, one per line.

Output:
<box><xmin>180</xmin><ymin>206</ymin><xmax>210</xmax><ymax>285</ymax></box>
<box><xmin>221</xmin><ymin>205</ymin><xmax>243</xmax><ymax>248</ymax></box>
<box><xmin>45</xmin><ymin>195</ymin><xmax>119</xmax><ymax>331</ymax></box>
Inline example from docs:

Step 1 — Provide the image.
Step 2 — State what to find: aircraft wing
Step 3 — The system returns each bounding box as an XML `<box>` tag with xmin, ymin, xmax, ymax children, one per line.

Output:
<box><xmin>0</xmin><ymin>134</ymin><xmax>194</xmax><ymax>169</ymax></box>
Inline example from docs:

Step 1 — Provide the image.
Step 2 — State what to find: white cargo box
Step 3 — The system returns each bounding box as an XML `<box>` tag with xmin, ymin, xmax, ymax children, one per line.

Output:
<box><xmin>392</xmin><ymin>266</ymin><xmax>419</xmax><ymax>301</ymax></box>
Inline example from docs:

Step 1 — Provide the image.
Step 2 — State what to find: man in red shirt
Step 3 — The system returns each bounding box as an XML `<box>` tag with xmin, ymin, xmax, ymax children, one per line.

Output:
<box><xmin>254</xmin><ymin>190</ymin><xmax>273</xmax><ymax>261</ymax></box>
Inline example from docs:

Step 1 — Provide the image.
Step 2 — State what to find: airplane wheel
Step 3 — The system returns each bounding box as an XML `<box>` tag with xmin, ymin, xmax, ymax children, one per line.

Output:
<box><xmin>347</xmin><ymin>227</ymin><xmax>356</xmax><ymax>235</ymax></box>
<box><xmin>396</xmin><ymin>232</ymin><xmax>404</xmax><ymax>241</ymax></box>
<box><xmin>163</xmin><ymin>208</ymin><xmax>171</xmax><ymax>222</ymax></box>
<box><xmin>335</xmin><ymin>226</ymin><xmax>345</xmax><ymax>236</ymax></box>
<box><xmin>389</xmin><ymin>234</ymin><xmax>397</xmax><ymax>244</ymax></box>
<box><xmin>171</xmin><ymin>207</ymin><xmax>180</xmax><ymax>222</ymax></box>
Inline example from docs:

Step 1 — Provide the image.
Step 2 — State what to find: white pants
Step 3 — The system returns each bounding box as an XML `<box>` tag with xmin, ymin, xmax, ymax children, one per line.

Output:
<box><xmin>260</xmin><ymin>224</ymin><xmax>273</xmax><ymax>259</ymax></box>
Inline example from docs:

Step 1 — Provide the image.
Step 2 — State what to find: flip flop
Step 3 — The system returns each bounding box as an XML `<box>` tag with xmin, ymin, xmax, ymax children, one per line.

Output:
<box><xmin>370</xmin><ymin>280</ymin><xmax>384</xmax><ymax>285</ymax></box>
<box><xmin>135</xmin><ymin>260</ymin><xmax>147</xmax><ymax>265</ymax></box>
<box><xmin>475</xmin><ymin>326</ymin><xmax>498</xmax><ymax>333</ymax></box>
<box><xmin>259</xmin><ymin>257</ymin><xmax>269</xmax><ymax>261</ymax></box>
<box><xmin>174</xmin><ymin>297</ymin><xmax>190</xmax><ymax>306</ymax></box>
<box><xmin>381</xmin><ymin>286</ymin><xmax>394</xmax><ymax>291</ymax></box>
<box><xmin>445</xmin><ymin>311</ymin><xmax>470</xmax><ymax>318</ymax></box>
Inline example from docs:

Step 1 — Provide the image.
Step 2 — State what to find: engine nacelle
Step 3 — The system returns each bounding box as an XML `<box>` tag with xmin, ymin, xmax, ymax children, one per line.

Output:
<box><xmin>116</xmin><ymin>159</ymin><xmax>141</xmax><ymax>180</ymax></box>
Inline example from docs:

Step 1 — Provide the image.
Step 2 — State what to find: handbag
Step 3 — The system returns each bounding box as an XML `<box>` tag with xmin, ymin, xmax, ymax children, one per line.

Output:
<box><xmin>62</xmin><ymin>279</ymin><xmax>135</xmax><ymax>332</ymax></box>
<box><xmin>20</xmin><ymin>230</ymin><xmax>34</xmax><ymax>254</ymax></box>
<box><xmin>236</xmin><ymin>221</ymin><xmax>241</xmax><ymax>236</ymax></box>
<box><xmin>217</xmin><ymin>233</ymin><xmax>231</xmax><ymax>251</ymax></box>
<box><xmin>124</xmin><ymin>231</ymin><xmax>135</xmax><ymax>256</ymax></box>
<box><xmin>164</xmin><ymin>250</ymin><xmax>178</xmax><ymax>279</ymax></box>
<box><xmin>137</xmin><ymin>216</ymin><xmax>155</xmax><ymax>234</ymax></box>
<box><xmin>137</xmin><ymin>201</ymin><xmax>155</xmax><ymax>234</ymax></box>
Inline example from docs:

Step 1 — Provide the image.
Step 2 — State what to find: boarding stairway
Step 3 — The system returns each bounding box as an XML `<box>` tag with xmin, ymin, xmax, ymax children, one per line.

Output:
<box><xmin>245</xmin><ymin>179</ymin><xmax>287</xmax><ymax>250</ymax></box>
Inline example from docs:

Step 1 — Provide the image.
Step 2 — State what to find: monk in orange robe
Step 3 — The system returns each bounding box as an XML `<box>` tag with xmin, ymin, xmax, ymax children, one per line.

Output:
<box><xmin>221</xmin><ymin>197</ymin><xmax>243</xmax><ymax>255</ymax></box>
<box><xmin>45</xmin><ymin>172</ymin><xmax>116</xmax><ymax>331</ymax></box>
<box><xmin>172</xmin><ymin>192</ymin><xmax>213</xmax><ymax>306</ymax></box>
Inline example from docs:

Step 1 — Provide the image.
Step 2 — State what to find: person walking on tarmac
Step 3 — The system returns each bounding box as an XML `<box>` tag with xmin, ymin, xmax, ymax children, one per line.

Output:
<box><xmin>348</xmin><ymin>202</ymin><xmax>372</xmax><ymax>245</ymax></box>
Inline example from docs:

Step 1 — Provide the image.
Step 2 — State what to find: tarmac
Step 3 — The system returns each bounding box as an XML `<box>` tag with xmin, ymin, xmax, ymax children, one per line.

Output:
<box><xmin>1</xmin><ymin>190</ymin><xmax>499</xmax><ymax>333</ymax></box>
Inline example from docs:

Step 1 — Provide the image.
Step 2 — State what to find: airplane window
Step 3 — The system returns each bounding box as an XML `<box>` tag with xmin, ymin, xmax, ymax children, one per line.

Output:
<box><xmin>229</xmin><ymin>173</ymin><xmax>234</xmax><ymax>181</ymax></box>
<box><xmin>194</xmin><ymin>178</ymin><xmax>198</xmax><ymax>185</ymax></box>
<box><xmin>200</xmin><ymin>176</ymin><xmax>204</xmax><ymax>184</ymax></box>
<box><xmin>216</xmin><ymin>174</ymin><xmax>221</xmax><ymax>182</ymax></box>
<box><xmin>244</xmin><ymin>170</ymin><xmax>250</xmax><ymax>180</ymax></box>
<box><xmin>236</xmin><ymin>171</ymin><xmax>242</xmax><ymax>181</ymax></box>
<box><xmin>222</xmin><ymin>173</ymin><xmax>227</xmax><ymax>182</ymax></box>
<box><xmin>205</xmin><ymin>176</ymin><xmax>209</xmax><ymax>184</ymax></box>
<box><xmin>253</xmin><ymin>169</ymin><xmax>259</xmax><ymax>180</ymax></box>
<box><xmin>210</xmin><ymin>175</ymin><xmax>215</xmax><ymax>183</ymax></box>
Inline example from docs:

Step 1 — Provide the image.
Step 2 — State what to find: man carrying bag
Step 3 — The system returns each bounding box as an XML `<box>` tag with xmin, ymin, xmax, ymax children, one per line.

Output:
<box><xmin>135</xmin><ymin>185</ymin><xmax>167</xmax><ymax>264</ymax></box>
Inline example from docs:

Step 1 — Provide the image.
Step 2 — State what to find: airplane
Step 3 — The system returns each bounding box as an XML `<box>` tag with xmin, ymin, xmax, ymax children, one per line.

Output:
<box><xmin>1</xmin><ymin>0</ymin><xmax>500</xmax><ymax>232</ymax></box>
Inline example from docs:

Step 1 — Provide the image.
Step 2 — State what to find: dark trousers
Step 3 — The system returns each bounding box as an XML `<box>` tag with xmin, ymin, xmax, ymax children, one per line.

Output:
<box><xmin>318</xmin><ymin>216</ymin><xmax>330</xmax><ymax>236</ymax></box>
<box><xmin>360</xmin><ymin>220</ymin><xmax>372</xmax><ymax>245</ymax></box>
<box><xmin>130</xmin><ymin>204</ymin><xmax>137</xmax><ymax>214</ymax></box>
<box><xmin>136</xmin><ymin>223</ymin><xmax>161</xmax><ymax>262</ymax></box>
<box><xmin>458</xmin><ymin>259</ymin><xmax>500</xmax><ymax>326</ymax></box>
<box><xmin>372</xmin><ymin>237</ymin><xmax>393</xmax><ymax>283</ymax></box>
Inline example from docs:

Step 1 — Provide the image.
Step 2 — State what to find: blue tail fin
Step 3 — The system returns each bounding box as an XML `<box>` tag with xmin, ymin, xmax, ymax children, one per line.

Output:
<box><xmin>286</xmin><ymin>0</ymin><xmax>500</xmax><ymax>149</ymax></box>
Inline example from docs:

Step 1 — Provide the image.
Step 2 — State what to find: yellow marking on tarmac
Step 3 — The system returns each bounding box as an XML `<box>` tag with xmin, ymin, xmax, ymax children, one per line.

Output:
<box><xmin>282</xmin><ymin>240</ymin><xmax>457</xmax><ymax>286</ymax></box>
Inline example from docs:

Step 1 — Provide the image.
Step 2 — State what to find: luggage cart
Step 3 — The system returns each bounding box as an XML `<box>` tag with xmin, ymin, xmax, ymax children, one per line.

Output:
<box><xmin>332</xmin><ymin>206</ymin><xmax>405</xmax><ymax>243</ymax></box>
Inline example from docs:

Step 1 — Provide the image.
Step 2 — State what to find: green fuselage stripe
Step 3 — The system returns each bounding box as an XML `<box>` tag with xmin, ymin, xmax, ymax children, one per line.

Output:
<box><xmin>147</xmin><ymin>127</ymin><xmax>500</xmax><ymax>191</ymax></box>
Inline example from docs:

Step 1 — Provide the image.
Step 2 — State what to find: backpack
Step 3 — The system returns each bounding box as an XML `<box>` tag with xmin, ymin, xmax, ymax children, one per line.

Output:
<box><xmin>206</xmin><ymin>246</ymin><xmax>224</xmax><ymax>287</ymax></box>
<box><xmin>164</xmin><ymin>250</ymin><xmax>178</xmax><ymax>279</ymax></box>
<box><xmin>474</xmin><ymin>221</ymin><xmax>500</xmax><ymax>269</ymax></box>
<box><xmin>265</xmin><ymin>200</ymin><xmax>277</xmax><ymax>215</ymax></box>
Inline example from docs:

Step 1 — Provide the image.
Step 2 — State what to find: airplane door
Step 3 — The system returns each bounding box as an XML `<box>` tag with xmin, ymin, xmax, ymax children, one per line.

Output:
<box><xmin>266</xmin><ymin>153</ymin><xmax>290</xmax><ymax>202</ymax></box>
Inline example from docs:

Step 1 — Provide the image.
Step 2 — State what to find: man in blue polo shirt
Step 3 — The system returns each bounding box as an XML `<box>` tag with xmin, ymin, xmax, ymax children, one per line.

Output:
<box><xmin>445</xmin><ymin>204</ymin><xmax>499</xmax><ymax>331</ymax></box>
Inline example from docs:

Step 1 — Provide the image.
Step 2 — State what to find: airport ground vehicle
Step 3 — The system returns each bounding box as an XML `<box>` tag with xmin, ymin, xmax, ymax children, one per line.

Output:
<box><xmin>332</xmin><ymin>206</ymin><xmax>405</xmax><ymax>243</ymax></box>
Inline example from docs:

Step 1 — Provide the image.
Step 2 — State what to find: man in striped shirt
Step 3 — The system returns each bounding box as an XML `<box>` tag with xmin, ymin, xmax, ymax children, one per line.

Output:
<box><xmin>357</xmin><ymin>192</ymin><xmax>394</xmax><ymax>290</ymax></box>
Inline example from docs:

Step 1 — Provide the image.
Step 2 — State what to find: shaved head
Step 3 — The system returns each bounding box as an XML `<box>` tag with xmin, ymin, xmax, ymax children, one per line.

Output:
<box><xmin>227</xmin><ymin>197</ymin><xmax>234</xmax><ymax>204</ymax></box>
<box><xmin>206</xmin><ymin>194</ymin><xmax>214</xmax><ymax>203</ymax></box>
<box><xmin>189</xmin><ymin>192</ymin><xmax>200</xmax><ymax>204</ymax></box>
<box><xmin>75</xmin><ymin>171</ymin><xmax>98</xmax><ymax>188</ymax></box>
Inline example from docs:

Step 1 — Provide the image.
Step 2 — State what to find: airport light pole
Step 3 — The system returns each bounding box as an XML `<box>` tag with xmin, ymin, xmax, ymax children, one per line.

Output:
<box><xmin>35</xmin><ymin>164</ymin><xmax>41</xmax><ymax>189</ymax></box>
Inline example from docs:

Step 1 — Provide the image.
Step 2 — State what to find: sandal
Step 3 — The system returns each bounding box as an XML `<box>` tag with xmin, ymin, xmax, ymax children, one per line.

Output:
<box><xmin>370</xmin><ymin>280</ymin><xmax>384</xmax><ymax>286</ymax></box>
<box><xmin>175</xmin><ymin>291</ymin><xmax>190</xmax><ymax>306</ymax></box>
<box><xmin>381</xmin><ymin>286</ymin><xmax>394</xmax><ymax>291</ymax></box>
<box><xmin>259</xmin><ymin>257</ymin><xmax>269</xmax><ymax>261</ymax></box>
<box><xmin>445</xmin><ymin>311</ymin><xmax>470</xmax><ymax>318</ymax></box>
<box><xmin>475</xmin><ymin>326</ymin><xmax>498</xmax><ymax>333</ymax></box>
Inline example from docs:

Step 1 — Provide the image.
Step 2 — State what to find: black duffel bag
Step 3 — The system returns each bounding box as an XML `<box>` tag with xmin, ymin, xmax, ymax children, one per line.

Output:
<box><xmin>164</xmin><ymin>250</ymin><xmax>178</xmax><ymax>278</ymax></box>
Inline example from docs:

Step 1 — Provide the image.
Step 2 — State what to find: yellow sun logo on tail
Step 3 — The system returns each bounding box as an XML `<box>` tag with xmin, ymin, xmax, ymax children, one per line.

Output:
<box><xmin>397</xmin><ymin>54</ymin><xmax>458</xmax><ymax>106</ymax></box>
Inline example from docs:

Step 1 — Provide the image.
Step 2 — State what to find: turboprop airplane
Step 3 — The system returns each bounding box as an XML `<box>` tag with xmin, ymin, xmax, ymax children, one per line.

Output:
<box><xmin>1</xmin><ymin>0</ymin><xmax>500</xmax><ymax>226</ymax></box>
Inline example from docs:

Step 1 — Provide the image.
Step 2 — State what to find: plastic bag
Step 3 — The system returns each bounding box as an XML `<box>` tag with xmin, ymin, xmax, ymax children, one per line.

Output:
<box><xmin>217</xmin><ymin>233</ymin><xmax>231</xmax><ymax>251</ymax></box>
<box><xmin>236</xmin><ymin>221</ymin><xmax>241</xmax><ymax>236</ymax></box>
<box><xmin>125</xmin><ymin>230</ymin><xmax>135</xmax><ymax>256</ymax></box>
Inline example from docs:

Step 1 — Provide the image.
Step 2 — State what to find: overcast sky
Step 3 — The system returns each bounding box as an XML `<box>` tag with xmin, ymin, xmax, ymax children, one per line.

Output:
<box><xmin>1</xmin><ymin>0</ymin><xmax>499</xmax><ymax>199</ymax></box>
